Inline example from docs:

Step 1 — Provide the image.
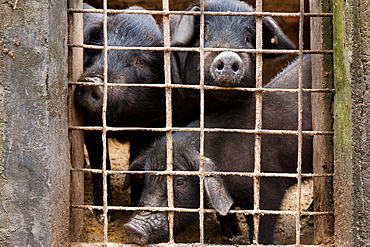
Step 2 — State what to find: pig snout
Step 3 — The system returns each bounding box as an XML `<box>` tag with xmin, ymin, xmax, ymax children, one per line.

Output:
<box><xmin>210</xmin><ymin>51</ymin><xmax>245</xmax><ymax>85</ymax></box>
<box><xmin>124</xmin><ymin>223</ymin><xmax>149</xmax><ymax>245</ymax></box>
<box><xmin>74</xmin><ymin>77</ymin><xmax>104</xmax><ymax>112</ymax></box>
<box><xmin>124</xmin><ymin>212</ymin><xmax>169</xmax><ymax>244</ymax></box>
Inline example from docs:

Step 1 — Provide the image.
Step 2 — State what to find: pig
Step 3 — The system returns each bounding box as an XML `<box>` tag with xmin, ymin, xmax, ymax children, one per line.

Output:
<box><xmin>74</xmin><ymin>6</ymin><xmax>165</xmax><ymax>213</ymax></box>
<box><xmin>170</xmin><ymin>0</ymin><xmax>295</xmax><ymax>125</ymax></box>
<box><xmin>123</xmin><ymin>55</ymin><xmax>312</xmax><ymax>244</ymax></box>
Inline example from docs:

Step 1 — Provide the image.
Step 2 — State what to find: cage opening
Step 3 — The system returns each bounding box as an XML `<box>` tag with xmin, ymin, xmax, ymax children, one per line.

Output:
<box><xmin>68</xmin><ymin>0</ymin><xmax>334</xmax><ymax>245</ymax></box>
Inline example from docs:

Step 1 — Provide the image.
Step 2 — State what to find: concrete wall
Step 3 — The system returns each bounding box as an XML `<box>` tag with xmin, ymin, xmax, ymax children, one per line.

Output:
<box><xmin>0</xmin><ymin>1</ymin><xmax>70</xmax><ymax>246</ymax></box>
<box><xmin>333</xmin><ymin>0</ymin><xmax>370</xmax><ymax>246</ymax></box>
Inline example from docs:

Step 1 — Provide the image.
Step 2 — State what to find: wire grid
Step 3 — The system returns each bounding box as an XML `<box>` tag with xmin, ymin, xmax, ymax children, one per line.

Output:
<box><xmin>68</xmin><ymin>0</ymin><xmax>334</xmax><ymax>245</ymax></box>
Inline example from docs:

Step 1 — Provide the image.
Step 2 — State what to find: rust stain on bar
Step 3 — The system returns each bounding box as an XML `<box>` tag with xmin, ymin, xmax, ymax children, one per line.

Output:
<box><xmin>67</xmin><ymin>43</ymin><xmax>334</xmax><ymax>54</ymax></box>
<box><xmin>198</xmin><ymin>0</ymin><xmax>206</xmax><ymax>243</ymax></box>
<box><xmin>68</xmin><ymin>8</ymin><xmax>333</xmax><ymax>18</ymax></box>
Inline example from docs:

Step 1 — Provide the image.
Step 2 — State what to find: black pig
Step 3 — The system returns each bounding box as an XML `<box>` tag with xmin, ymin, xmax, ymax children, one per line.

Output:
<box><xmin>123</xmin><ymin>55</ymin><xmax>312</xmax><ymax>244</ymax></box>
<box><xmin>74</xmin><ymin>6</ymin><xmax>165</xmax><ymax>212</ymax></box>
<box><xmin>170</xmin><ymin>0</ymin><xmax>295</xmax><ymax>125</ymax></box>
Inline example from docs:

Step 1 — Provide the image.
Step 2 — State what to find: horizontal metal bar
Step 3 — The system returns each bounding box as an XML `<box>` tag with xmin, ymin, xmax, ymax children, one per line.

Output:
<box><xmin>72</xmin><ymin>168</ymin><xmax>333</xmax><ymax>178</ymax></box>
<box><xmin>71</xmin><ymin>204</ymin><xmax>333</xmax><ymax>216</ymax></box>
<box><xmin>68</xmin><ymin>81</ymin><xmax>335</xmax><ymax>93</ymax></box>
<box><xmin>68</xmin><ymin>8</ymin><xmax>333</xmax><ymax>17</ymax></box>
<box><xmin>68</xmin><ymin>43</ymin><xmax>333</xmax><ymax>54</ymax></box>
<box><xmin>68</xmin><ymin>125</ymin><xmax>334</xmax><ymax>135</ymax></box>
<box><xmin>71</xmin><ymin>242</ymin><xmax>334</xmax><ymax>247</ymax></box>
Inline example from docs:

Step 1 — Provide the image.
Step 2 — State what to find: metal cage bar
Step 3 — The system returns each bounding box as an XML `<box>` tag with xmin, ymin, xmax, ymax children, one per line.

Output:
<box><xmin>252</xmin><ymin>0</ymin><xmax>263</xmax><ymax>243</ymax></box>
<box><xmin>198</xmin><ymin>0</ymin><xmax>206</xmax><ymax>244</ymax></box>
<box><xmin>162</xmin><ymin>0</ymin><xmax>176</xmax><ymax>243</ymax></box>
<box><xmin>101</xmin><ymin>0</ymin><xmax>109</xmax><ymax>243</ymax></box>
<box><xmin>294</xmin><ymin>0</ymin><xmax>306</xmax><ymax>243</ymax></box>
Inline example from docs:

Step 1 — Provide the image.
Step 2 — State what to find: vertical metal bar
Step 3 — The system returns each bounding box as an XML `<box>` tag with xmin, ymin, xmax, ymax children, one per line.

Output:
<box><xmin>254</xmin><ymin>0</ymin><xmax>263</xmax><ymax>244</ymax></box>
<box><xmin>295</xmin><ymin>0</ymin><xmax>305</xmax><ymax>245</ymax></box>
<box><xmin>198</xmin><ymin>0</ymin><xmax>206</xmax><ymax>244</ymax></box>
<box><xmin>163</xmin><ymin>0</ymin><xmax>175</xmax><ymax>243</ymax></box>
<box><xmin>102</xmin><ymin>0</ymin><xmax>109</xmax><ymax>244</ymax></box>
<box><xmin>68</xmin><ymin>0</ymin><xmax>84</xmax><ymax>242</ymax></box>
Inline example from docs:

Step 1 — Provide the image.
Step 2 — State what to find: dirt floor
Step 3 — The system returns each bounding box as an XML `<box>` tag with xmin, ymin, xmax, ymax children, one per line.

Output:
<box><xmin>82</xmin><ymin>140</ymin><xmax>314</xmax><ymax>244</ymax></box>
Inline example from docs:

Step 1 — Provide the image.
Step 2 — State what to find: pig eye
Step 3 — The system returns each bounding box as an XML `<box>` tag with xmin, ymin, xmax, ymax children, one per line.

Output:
<box><xmin>136</xmin><ymin>174</ymin><xmax>144</xmax><ymax>181</ymax></box>
<box><xmin>245</xmin><ymin>34</ymin><xmax>252</xmax><ymax>44</ymax></box>
<box><xmin>175</xmin><ymin>177</ymin><xmax>188</xmax><ymax>190</ymax></box>
<box><xmin>134</xmin><ymin>57</ymin><xmax>146</xmax><ymax>65</ymax></box>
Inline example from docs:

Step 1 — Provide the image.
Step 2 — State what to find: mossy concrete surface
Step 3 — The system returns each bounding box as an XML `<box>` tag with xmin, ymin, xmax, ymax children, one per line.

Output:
<box><xmin>0</xmin><ymin>1</ymin><xmax>69</xmax><ymax>246</ymax></box>
<box><xmin>333</xmin><ymin>0</ymin><xmax>370</xmax><ymax>245</ymax></box>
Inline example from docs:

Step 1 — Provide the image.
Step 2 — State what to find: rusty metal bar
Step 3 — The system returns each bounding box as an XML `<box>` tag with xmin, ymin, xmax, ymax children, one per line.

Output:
<box><xmin>71</xmin><ymin>168</ymin><xmax>334</xmax><ymax>178</ymax></box>
<box><xmin>68</xmin><ymin>8</ymin><xmax>333</xmax><ymax>17</ymax></box>
<box><xmin>198</xmin><ymin>0</ymin><xmax>206</xmax><ymax>243</ymax></box>
<box><xmin>162</xmin><ymin>0</ymin><xmax>176</xmax><ymax>243</ymax></box>
<box><xmin>70</xmin><ymin>243</ymin><xmax>333</xmax><ymax>247</ymax></box>
<box><xmin>67</xmin><ymin>44</ymin><xmax>334</xmax><ymax>54</ymax></box>
<box><xmin>70</xmin><ymin>204</ymin><xmax>333</xmax><ymax>216</ymax></box>
<box><xmin>294</xmin><ymin>0</ymin><xmax>306</xmax><ymax>244</ymax></box>
<box><xmin>68</xmin><ymin>81</ymin><xmax>335</xmax><ymax>94</ymax></box>
<box><xmin>252</xmin><ymin>0</ymin><xmax>263</xmax><ymax>243</ymax></box>
<box><xmin>101</xmin><ymin>0</ymin><xmax>109</xmax><ymax>244</ymax></box>
<box><xmin>68</xmin><ymin>126</ymin><xmax>334</xmax><ymax>136</ymax></box>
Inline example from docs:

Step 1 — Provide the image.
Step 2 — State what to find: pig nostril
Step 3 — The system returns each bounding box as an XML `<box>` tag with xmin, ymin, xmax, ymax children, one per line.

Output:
<box><xmin>217</xmin><ymin>62</ymin><xmax>224</xmax><ymax>71</ymax></box>
<box><xmin>91</xmin><ymin>91</ymin><xmax>100</xmax><ymax>101</ymax></box>
<box><xmin>232</xmin><ymin>63</ymin><xmax>239</xmax><ymax>72</ymax></box>
<box><xmin>76</xmin><ymin>87</ymin><xmax>85</xmax><ymax>95</ymax></box>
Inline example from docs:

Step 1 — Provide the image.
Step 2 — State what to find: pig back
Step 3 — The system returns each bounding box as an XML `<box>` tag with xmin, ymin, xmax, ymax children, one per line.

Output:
<box><xmin>183</xmin><ymin>55</ymin><xmax>312</xmax><ymax>198</ymax></box>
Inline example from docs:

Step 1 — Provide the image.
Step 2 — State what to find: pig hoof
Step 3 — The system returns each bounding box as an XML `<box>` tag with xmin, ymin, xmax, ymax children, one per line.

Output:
<box><xmin>124</xmin><ymin>223</ymin><xmax>148</xmax><ymax>245</ymax></box>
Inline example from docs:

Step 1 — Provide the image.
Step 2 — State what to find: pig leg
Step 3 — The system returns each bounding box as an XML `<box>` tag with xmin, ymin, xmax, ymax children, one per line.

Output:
<box><xmin>258</xmin><ymin>215</ymin><xmax>279</xmax><ymax>244</ymax></box>
<box><xmin>258</xmin><ymin>177</ymin><xmax>288</xmax><ymax>244</ymax></box>
<box><xmin>217</xmin><ymin>212</ymin><xmax>242</xmax><ymax>238</ymax></box>
<box><xmin>84</xmin><ymin>120</ymin><xmax>113</xmax><ymax>219</ymax></box>
<box><xmin>244</xmin><ymin>214</ymin><xmax>254</xmax><ymax>243</ymax></box>
<box><xmin>242</xmin><ymin>210</ymin><xmax>278</xmax><ymax>244</ymax></box>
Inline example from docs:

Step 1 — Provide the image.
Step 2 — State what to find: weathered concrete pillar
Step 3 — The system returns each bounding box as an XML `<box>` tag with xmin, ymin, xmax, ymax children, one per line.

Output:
<box><xmin>0</xmin><ymin>1</ymin><xmax>70</xmax><ymax>246</ymax></box>
<box><xmin>333</xmin><ymin>0</ymin><xmax>370</xmax><ymax>246</ymax></box>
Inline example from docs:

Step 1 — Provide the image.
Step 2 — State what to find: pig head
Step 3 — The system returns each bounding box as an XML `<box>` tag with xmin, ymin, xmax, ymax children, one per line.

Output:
<box><xmin>123</xmin><ymin>139</ymin><xmax>234</xmax><ymax>244</ymax></box>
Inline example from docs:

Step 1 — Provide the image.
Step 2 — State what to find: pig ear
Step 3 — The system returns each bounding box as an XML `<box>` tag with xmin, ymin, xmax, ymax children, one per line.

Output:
<box><xmin>170</xmin><ymin>52</ymin><xmax>183</xmax><ymax>85</ymax></box>
<box><xmin>171</xmin><ymin>6</ymin><xmax>200</xmax><ymax>47</ymax></box>
<box><xmin>83</xmin><ymin>19</ymin><xmax>103</xmax><ymax>45</ymax></box>
<box><xmin>262</xmin><ymin>16</ymin><xmax>295</xmax><ymax>59</ymax></box>
<box><xmin>122</xmin><ymin>174</ymin><xmax>134</xmax><ymax>190</ymax></box>
<box><xmin>127</xmin><ymin>6</ymin><xmax>145</xmax><ymax>10</ymax></box>
<box><xmin>83</xmin><ymin>3</ymin><xmax>103</xmax><ymax>23</ymax></box>
<box><xmin>122</xmin><ymin>155</ymin><xmax>146</xmax><ymax>190</ymax></box>
<box><xmin>203</xmin><ymin>157</ymin><xmax>234</xmax><ymax>216</ymax></box>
